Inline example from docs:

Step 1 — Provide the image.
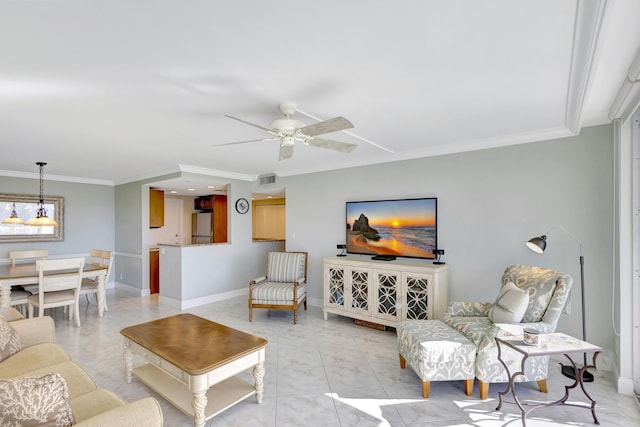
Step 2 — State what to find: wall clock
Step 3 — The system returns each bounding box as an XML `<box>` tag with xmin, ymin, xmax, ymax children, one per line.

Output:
<box><xmin>235</xmin><ymin>198</ymin><xmax>250</xmax><ymax>214</ymax></box>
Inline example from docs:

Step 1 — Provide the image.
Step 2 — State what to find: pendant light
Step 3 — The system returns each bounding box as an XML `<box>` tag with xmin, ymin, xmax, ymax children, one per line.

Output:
<box><xmin>2</xmin><ymin>202</ymin><xmax>24</xmax><ymax>224</ymax></box>
<box><xmin>25</xmin><ymin>162</ymin><xmax>58</xmax><ymax>227</ymax></box>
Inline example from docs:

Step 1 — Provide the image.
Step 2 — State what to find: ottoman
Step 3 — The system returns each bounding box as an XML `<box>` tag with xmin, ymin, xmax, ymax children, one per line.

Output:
<box><xmin>397</xmin><ymin>319</ymin><xmax>476</xmax><ymax>398</ymax></box>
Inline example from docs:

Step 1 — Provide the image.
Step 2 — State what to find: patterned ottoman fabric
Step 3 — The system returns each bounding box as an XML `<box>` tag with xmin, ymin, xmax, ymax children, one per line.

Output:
<box><xmin>397</xmin><ymin>320</ymin><xmax>476</xmax><ymax>397</ymax></box>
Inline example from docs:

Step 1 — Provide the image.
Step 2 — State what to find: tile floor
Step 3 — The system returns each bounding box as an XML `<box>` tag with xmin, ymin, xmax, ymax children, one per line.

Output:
<box><xmin>46</xmin><ymin>289</ymin><xmax>640</xmax><ymax>427</ymax></box>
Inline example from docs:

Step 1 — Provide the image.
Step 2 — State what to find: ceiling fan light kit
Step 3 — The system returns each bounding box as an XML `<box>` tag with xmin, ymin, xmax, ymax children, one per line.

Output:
<box><xmin>219</xmin><ymin>102</ymin><xmax>357</xmax><ymax>160</ymax></box>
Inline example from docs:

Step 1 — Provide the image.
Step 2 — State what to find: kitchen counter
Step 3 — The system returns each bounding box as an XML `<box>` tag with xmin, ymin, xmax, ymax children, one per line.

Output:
<box><xmin>156</xmin><ymin>243</ymin><xmax>228</xmax><ymax>248</ymax></box>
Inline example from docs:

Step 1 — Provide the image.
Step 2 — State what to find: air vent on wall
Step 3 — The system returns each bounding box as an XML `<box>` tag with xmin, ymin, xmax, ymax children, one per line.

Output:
<box><xmin>259</xmin><ymin>174</ymin><xmax>277</xmax><ymax>185</ymax></box>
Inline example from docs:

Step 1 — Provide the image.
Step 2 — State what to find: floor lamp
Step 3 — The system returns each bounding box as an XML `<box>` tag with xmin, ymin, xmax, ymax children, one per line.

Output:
<box><xmin>526</xmin><ymin>226</ymin><xmax>594</xmax><ymax>382</ymax></box>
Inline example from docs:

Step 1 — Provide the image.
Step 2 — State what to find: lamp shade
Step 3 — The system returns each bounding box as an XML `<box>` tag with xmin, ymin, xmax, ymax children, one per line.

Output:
<box><xmin>2</xmin><ymin>203</ymin><xmax>23</xmax><ymax>224</ymax></box>
<box><xmin>526</xmin><ymin>235</ymin><xmax>547</xmax><ymax>253</ymax></box>
<box><xmin>25</xmin><ymin>215</ymin><xmax>58</xmax><ymax>227</ymax></box>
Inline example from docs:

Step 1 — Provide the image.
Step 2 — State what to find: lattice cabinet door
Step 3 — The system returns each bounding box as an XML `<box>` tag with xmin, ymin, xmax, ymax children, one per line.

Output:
<box><xmin>402</xmin><ymin>272</ymin><xmax>432</xmax><ymax>320</ymax></box>
<box><xmin>348</xmin><ymin>268</ymin><xmax>371</xmax><ymax>316</ymax></box>
<box><xmin>372</xmin><ymin>269</ymin><xmax>400</xmax><ymax>322</ymax></box>
<box><xmin>325</xmin><ymin>264</ymin><xmax>346</xmax><ymax>310</ymax></box>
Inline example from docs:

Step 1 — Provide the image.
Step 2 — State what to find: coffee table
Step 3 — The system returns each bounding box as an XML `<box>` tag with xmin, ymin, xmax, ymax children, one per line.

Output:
<box><xmin>120</xmin><ymin>314</ymin><xmax>267</xmax><ymax>426</ymax></box>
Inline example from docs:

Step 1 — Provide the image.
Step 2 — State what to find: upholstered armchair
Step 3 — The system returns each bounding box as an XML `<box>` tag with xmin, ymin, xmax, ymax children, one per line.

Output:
<box><xmin>249</xmin><ymin>252</ymin><xmax>308</xmax><ymax>324</ymax></box>
<box><xmin>442</xmin><ymin>265</ymin><xmax>573</xmax><ymax>399</ymax></box>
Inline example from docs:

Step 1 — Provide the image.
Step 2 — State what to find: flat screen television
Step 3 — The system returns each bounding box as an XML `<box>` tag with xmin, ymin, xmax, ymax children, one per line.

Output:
<box><xmin>346</xmin><ymin>197</ymin><xmax>437</xmax><ymax>260</ymax></box>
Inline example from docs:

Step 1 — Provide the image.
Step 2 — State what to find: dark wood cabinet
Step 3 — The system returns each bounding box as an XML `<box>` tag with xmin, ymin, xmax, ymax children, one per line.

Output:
<box><xmin>192</xmin><ymin>195</ymin><xmax>228</xmax><ymax>243</ymax></box>
<box><xmin>150</xmin><ymin>249</ymin><xmax>159</xmax><ymax>294</ymax></box>
<box><xmin>150</xmin><ymin>189</ymin><xmax>164</xmax><ymax>228</ymax></box>
<box><xmin>212</xmin><ymin>195</ymin><xmax>227</xmax><ymax>243</ymax></box>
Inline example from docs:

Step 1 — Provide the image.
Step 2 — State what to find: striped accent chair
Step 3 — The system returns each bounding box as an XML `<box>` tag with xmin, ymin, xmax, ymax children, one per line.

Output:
<box><xmin>249</xmin><ymin>252</ymin><xmax>308</xmax><ymax>324</ymax></box>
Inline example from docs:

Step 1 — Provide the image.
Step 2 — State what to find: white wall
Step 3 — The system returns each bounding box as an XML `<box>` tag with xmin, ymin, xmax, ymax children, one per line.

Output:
<box><xmin>284</xmin><ymin>125</ymin><xmax>615</xmax><ymax>361</ymax></box>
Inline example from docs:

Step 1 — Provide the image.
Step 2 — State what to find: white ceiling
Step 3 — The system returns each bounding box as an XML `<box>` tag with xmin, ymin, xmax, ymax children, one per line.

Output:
<box><xmin>1</xmin><ymin>1</ymin><xmax>639</xmax><ymax>195</ymax></box>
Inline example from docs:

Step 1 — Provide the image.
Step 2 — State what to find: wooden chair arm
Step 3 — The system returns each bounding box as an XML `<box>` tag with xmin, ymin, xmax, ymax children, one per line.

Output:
<box><xmin>250</xmin><ymin>276</ymin><xmax>267</xmax><ymax>285</ymax></box>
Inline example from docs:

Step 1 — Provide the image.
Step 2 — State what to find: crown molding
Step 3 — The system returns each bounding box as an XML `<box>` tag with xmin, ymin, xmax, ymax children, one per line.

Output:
<box><xmin>276</xmin><ymin>126</ymin><xmax>573</xmax><ymax>177</ymax></box>
<box><xmin>177</xmin><ymin>164</ymin><xmax>256</xmax><ymax>182</ymax></box>
<box><xmin>0</xmin><ymin>169</ymin><xmax>113</xmax><ymax>186</ymax></box>
<box><xmin>565</xmin><ymin>0</ymin><xmax>610</xmax><ymax>134</ymax></box>
<box><xmin>609</xmin><ymin>45</ymin><xmax>640</xmax><ymax>123</ymax></box>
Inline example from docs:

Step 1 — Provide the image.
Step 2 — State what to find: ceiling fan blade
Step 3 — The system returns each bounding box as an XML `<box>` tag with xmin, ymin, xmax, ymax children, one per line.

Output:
<box><xmin>279</xmin><ymin>141</ymin><xmax>294</xmax><ymax>160</ymax></box>
<box><xmin>212</xmin><ymin>137</ymin><xmax>276</xmax><ymax>147</ymax></box>
<box><xmin>298</xmin><ymin>116</ymin><xmax>354</xmax><ymax>137</ymax></box>
<box><xmin>305</xmin><ymin>138</ymin><xmax>358</xmax><ymax>153</ymax></box>
<box><xmin>224</xmin><ymin>114</ymin><xmax>274</xmax><ymax>132</ymax></box>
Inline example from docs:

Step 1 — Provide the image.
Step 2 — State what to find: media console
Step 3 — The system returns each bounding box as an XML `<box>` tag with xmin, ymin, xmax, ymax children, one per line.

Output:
<box><xmin>323</xmin><ymin>256</ymin><xmax>449</xmax><ymax>327</ymax></box>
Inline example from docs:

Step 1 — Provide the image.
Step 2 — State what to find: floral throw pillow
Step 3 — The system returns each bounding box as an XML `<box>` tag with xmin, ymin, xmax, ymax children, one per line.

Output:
<box><xmin>0</xmin><ymin>316</ymin><xmax>23</xmax><ymax>362</ymax></box>
<box><xmin>0</xmin><ymin>373</ymin><xmax>74</xmax><ymax>427</ymax></box>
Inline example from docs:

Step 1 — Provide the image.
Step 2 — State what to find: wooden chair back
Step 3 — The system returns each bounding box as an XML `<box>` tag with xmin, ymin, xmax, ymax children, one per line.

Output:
<box><xmin>88</xmin><ymin>249</ymin><xmax>113</xmax><ymax>281</ymax></box>
<box><xmin>10</xmin><ymin>249</ymin><xmax>48</xmax><ymax>266</ymax></box>
<box><xmin>37</xmin><ymin>258</ymin><xmax>85</xmax><ymax>293</ymax></box>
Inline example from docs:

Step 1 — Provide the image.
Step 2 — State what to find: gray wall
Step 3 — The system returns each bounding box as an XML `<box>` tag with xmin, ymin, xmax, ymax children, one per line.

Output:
<box><xmin>284</xmin><ymin>125</ymin><xmax>614</xmax><ymax>357</ymax></box>
<box><xmin>0</xmin><ymin>176</ymin><xmax>114</xmax><ymax>259</ymax></box>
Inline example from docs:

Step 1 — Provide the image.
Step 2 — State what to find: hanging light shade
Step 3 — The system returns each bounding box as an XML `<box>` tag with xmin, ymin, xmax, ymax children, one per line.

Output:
<box><xmin>25</xmin><ymin>162</ymin><xmax>58</xmax><ymax>227</ymax></box>
<box><xmin>2</xmin><ymin>202</ymin><xmax>24</xmax><ymax>224</ymax></box>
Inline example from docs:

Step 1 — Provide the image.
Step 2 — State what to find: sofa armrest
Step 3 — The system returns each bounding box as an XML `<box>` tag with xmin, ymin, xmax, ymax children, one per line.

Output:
<box><xmin>445</xmin><ymin>301</ymin><xmax>492</xmax><ymax>317</ymax></box>
<box><xmin>74</xmin><ymin>398</ymin><xmax>163</xmax><ymax>427</ymax></box>
<box><xmin>9</xmin><ymin>316</ymin><xmax>55</xmax><ymax>347</ymax></box>
<box><xmin>0</xmin><ymin>307</ymin><xmax>25</xmax><ymax>322</ymax></box>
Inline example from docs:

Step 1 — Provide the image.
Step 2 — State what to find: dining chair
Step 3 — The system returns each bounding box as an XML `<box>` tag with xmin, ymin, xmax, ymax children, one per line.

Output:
<box><xmin>9</xmin><ymin>249</ymin><xmax>49</xmax><ymax>294</ymax></box>
<box><xmin>28</xmin><ymin>258</ymin><xmax>85</xmax><ymax>327</ymax></box>
<box><xmin>79</xmin><ymin>249</ymin><xmax>112</xmax><ymax>312</ymax></box>
<box><xmin>9</xmin><ymin>287</ymin><xmax>32</xmax><ymax>315</ymax></box>
<box><xmin>9</xmin><ymin>249</ymin><xmax>49</xmax><ymax>266</ymax></box>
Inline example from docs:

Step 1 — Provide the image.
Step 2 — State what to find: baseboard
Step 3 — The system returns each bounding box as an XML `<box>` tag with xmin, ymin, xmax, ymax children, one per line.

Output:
<box><xmin>159</xmin><ymin>288</ymin><xmax>247</xmax><ymax>310</ymax></box>
<box><xmin>617</xmin><ymin>376</ymin><xmax>635</xmax><ymax>396</ymax></box>
<box><xmin>114</xmin><ymin>282</ymin><xmax>149</xmax><ymax>296</ymax></box>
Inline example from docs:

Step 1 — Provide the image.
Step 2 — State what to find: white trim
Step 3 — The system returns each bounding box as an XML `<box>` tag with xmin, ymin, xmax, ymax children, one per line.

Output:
<box><xmin>618</xmin><ymin>376</ymin><xmax>636</xmax><ymax>396</ymax></box>
<box><xmin>277</xmin><ymin>126</ymin><xmax>573</xmax><ymax>177</ymax></box>
<box><xmin>114</xmin><ymin>282</ymin><xmax>150</xmax><ymax>297</ymax></box>
<box><xmin>632</xmin><ymin>114</ymin><xmax>640</xmax><ymax>394</ymax></box>
<box><xmin>0</xmin><ymin>169</ymin><xmax>113</xmax><ymax>186</ymax></box>
<box><xmin>178</xmin><ymin>164</ymin><xmax>256</xmax><ymax>182</ymax></box>
<box><xmin>159</xmin><ymin>288</ymin><xmax>246</xmax><ymax>310</ymax></box>
<box><xmin>564</xmin><ymin>0</ymin><xmax>609</xmax><ymax>133</ymax></box>
<box><xmin>114</xmin><ymin>251</ymin><xmax>143</xmax><ymax>259</ymax></box>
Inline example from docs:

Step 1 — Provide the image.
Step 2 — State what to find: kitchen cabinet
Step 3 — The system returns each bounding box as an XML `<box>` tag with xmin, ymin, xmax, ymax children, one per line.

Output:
<box><xmin>253</xmin><ymin>204</ymin><xmax>285</xmax><ymax>240</ymax></box>
<box><xmin>150</xmin><ymin>249</ymin><xmax>159</xmax><ymax>294</ymax></box>
<box><xmin>192</xmin><ymin>195</ymin><xmax>227</xmax><ymax>243</ymax></box>
<box><xmin>150</xmin><ymin>189</ymin><xmax>164</xmax><ymax>228</ymax></box>
<box><xmin>323</xmin><ymin>256</ymin><xmax>448</xmax><ymax>327</ymax></box>
<box><xmin>212</xmin><ymin>195</ymin><xmax>227</xmax><ymax>243</ymax></box>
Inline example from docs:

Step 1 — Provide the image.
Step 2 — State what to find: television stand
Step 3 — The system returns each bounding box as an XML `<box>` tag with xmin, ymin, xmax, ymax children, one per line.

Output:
<box><xmin>371</xmin><ymin>255</ymin><xmax>396</xmax><ymax>261</ymax></box>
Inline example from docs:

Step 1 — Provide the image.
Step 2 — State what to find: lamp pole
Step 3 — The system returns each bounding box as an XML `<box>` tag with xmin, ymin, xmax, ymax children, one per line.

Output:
<box><xmin>526</xmin><ymin>225</ymin><xmax>593</xmax><ymax>382</ymax></box>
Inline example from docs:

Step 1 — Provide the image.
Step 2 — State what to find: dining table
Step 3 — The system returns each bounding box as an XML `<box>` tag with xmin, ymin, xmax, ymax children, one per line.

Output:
<box><xmin>0</xmin><ymin>261</ymin><xmax>109</xmax><ymax>317</ymax></box>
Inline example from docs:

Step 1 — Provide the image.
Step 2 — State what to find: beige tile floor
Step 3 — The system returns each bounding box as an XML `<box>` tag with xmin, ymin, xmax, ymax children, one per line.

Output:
<box><xmin>46</xmin><ymin>289</ymin><xmax>640</xmax><ymax>427</ymax></box>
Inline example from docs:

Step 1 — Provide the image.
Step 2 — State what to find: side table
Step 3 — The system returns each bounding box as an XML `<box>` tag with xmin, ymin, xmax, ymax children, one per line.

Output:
<box><xmin>495</xmin><ymin>332</ymin><xmax>602</xmax><ymax>426</ymax></box>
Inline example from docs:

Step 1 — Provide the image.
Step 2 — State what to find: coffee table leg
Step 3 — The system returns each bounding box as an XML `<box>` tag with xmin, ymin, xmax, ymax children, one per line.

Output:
<box><xmin>123</xmin><ymin>340</ymin><xmax>133</xmax><ymax>384</ymax></box>
<box><xmin>191</xmin><ymin>389</ymin><xmax>207</xmax><ymax>427</ymax></box>
<box><xmin>253</xmin><ymin>362</ymin><xmax>265</xmax><ymax>404</ymax></box>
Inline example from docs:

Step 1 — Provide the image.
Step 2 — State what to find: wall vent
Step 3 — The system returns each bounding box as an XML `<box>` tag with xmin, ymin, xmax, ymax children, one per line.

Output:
<box><xmin>259</xmin><ymin>174</ymin><xmax>277</xmax><ymax>185</ymax></box>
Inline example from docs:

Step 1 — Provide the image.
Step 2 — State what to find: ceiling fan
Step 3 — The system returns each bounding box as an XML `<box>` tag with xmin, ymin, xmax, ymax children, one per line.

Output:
<box><xmin>216</xmin><ymin>102</ymin><xmax>357</xmax><ymax>160</ymax></box>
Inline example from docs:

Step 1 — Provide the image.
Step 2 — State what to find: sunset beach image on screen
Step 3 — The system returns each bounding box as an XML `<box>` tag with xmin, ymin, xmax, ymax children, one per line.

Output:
<box><xmin>346</xmin><ymin>198</ymin><xmax>437</xmax><ymax>259</ymax></box>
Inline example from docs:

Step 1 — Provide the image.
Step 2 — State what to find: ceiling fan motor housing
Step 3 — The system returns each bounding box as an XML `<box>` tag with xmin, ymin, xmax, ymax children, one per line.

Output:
<box><xmin>269</xmin><ymin>118</ymin><xmax>306</xmax><ymax>135</ymax></box>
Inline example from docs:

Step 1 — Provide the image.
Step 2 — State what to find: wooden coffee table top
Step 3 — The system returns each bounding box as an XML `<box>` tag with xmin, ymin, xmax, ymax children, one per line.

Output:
<box><xmin>120</xmin><ymin>314</ymin><xmax>267</xmax><ymax>375</ymax></box>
